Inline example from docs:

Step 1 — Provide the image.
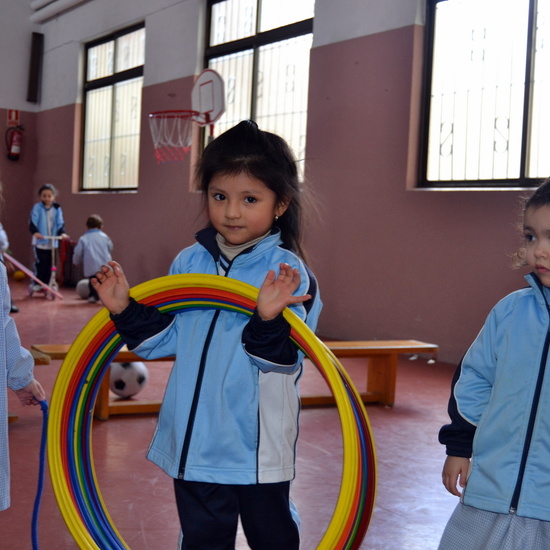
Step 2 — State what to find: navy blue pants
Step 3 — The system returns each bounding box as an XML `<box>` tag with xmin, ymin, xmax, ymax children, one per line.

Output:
<box><xmin>34</xmin><ymin>247</ymin><xmax>53</xmax><ymax>284</ymax></box>
<box><xmin>174</xmin><ymin>479</ymin><xmax>300</xmax><ymax>550</ymax></box>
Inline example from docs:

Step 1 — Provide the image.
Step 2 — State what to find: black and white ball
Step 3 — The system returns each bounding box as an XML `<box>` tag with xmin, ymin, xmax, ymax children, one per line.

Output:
<box><xmin>109</xmin><ymin>362</ymin><xmax>149</xmax><ymax>398</ymax></box>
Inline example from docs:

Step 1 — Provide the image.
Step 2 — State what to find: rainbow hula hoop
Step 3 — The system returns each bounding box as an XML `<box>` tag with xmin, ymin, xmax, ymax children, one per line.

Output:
<box><xmin>48</xmin><ymin>275</ymin><xmax>377</xmax><ymax>549</ymax></box>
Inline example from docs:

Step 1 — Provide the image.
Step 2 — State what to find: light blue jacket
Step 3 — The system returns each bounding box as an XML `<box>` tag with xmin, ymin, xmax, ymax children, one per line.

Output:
<box><xmin>72</xmin><ymin>229</ymin><xmax>113</xmax><ymax>277</ymax></box>
<box><xmin>29</xmin><ymin>201</ymin><xmax>65</xmax><ymax>248</ymax></box>
<box><xmin>114</xmin><ymin>228</ymin><xmax>322</xmax><ymax>484</ymax></box>
<box><xmin>449</xmin><ymin>273</ymin><xmax>550</xmax><ymax>520</ymax></box>
<box><xmin>0</xmin><ymin>259</ymin><xmax>35</xmax><ymax>510</ymax></box>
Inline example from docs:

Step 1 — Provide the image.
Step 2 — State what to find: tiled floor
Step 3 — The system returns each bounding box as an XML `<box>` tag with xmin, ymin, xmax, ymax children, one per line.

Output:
<box><xmin>2</xmin><ymin>279</ymin><xmax>459</xmax><ymax>549</ymax></box>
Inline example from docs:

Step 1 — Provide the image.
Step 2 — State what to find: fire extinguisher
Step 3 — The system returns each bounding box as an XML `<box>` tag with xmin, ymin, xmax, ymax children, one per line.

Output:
<box><xmin>5</xmin><ymin>125</ymin><xmax>24</xmax><ymax>161</ymax></box>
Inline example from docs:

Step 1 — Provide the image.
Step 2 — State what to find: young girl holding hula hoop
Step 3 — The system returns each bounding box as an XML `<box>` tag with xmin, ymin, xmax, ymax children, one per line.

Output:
<box><xmin>93</xmin><ymin>120</ymin><xmax>322</xmax><ymax>549</ymax></box>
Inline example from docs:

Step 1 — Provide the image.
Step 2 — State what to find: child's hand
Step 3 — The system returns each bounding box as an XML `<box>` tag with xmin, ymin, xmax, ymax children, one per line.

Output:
<box><xmin>91</xmin><ymin>261</ymin><xmax>131</xmax><ymax>314</ymax></box>
<box><xmin>441</xmin><ymin>455</ymin><xmax>470</xmax><ymax>497</ymax></box>
<box><xmin>256</xmin><ymin>263</ymin><xmax>311</xmax><ymax>321</ymax></box>
<box><xmin>15</xmin><ymin>379</ymin><xmax>46</xmax><ymax>406</ymax></box>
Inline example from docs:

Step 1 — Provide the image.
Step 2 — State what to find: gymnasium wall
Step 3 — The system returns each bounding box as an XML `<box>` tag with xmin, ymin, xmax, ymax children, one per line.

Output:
<box><xmin>0</xmin><ymin>2</ymin><xmax>37</xmax><ymax>263</ymax></box>
<box><xmin>305</xmin><ymin>3</ymin><xmax>524</xmax><ymax>361</ymax></box>
<box><xmin>0</xmin><ymin>0</ymin><xmax>205</xmax><ymax>284</ymax></box>
<box><xmin>0</xmin><ymin>0</ymin><xmax>530</xmax><ymax>363</ymax></box>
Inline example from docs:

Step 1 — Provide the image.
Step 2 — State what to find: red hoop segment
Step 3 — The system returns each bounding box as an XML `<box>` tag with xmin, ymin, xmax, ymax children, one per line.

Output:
<box><xmin>148</xmin><ymin>110</ymin><xmax>200</xmax><ymax>163</ymax></box>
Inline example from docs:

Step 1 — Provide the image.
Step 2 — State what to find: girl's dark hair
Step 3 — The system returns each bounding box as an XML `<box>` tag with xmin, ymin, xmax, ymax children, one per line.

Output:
<box><xmin>38</xmin><ymin>183</ymin><xmax>58</xmax><ymax>196</ymax></box>
<box><xmin>195</xmin><ymin>120</ymin><xmax>308</xmax><ymax>259</ymax></box>
<box><xmin>524</xmin><ymin>177</ymin><xmax>550</xmax><ymax>211</ymax></box>
<box><xmin>512</xmin><ymin>177</ymin><xmax>550</xmax><ymax>267</ymax></box>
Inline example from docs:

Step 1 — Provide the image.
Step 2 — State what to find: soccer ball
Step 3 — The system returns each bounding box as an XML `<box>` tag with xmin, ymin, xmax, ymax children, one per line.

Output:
<box><xmin>76</xmin><ymin>278</ymin><xmax>90</xmax><ymax>299</ymax></box>
<box><xmin>109</xmin><ymin>362</ymin><xmax>149</xmax><ymax>398</ymax></box>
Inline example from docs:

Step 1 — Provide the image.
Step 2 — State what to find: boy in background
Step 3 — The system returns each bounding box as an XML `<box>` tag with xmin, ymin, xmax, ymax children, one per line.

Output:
<box><xmin>73</xmin><ymin>214</ymin><xmax>113</xmax><ymax>303</ymax></box>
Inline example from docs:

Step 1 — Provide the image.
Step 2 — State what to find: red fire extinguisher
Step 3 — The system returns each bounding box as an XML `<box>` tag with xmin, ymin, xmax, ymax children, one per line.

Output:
<box><xmin>5</xmin><ymin>125</ymin><xmax>24</xmax><ymax>161</ymax></box>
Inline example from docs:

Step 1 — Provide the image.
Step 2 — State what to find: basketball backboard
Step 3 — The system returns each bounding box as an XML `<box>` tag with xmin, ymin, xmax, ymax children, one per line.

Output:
<box><xmin>191</xmin><ymin>69</ymin><xmax>225</xmax><ymax>128</ymax></box>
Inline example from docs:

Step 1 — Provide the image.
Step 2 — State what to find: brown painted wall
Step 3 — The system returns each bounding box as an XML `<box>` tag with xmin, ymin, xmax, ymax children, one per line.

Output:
<box><xmin>303</xmin><ymin>26</ymin><xmax>527</xmax><ymax>363</ymax></box>
<box><xmin>0</xmin><ymin>110</ymin><xmax>39</xmax><ymax>264</ymax></box>
<box><xmin>2</xmin><ymin>78</ymin><xmax>207</xmax><ymax>289</ymax></box>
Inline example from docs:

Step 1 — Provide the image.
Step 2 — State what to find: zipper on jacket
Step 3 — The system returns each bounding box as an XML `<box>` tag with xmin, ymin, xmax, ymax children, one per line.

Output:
<box><xmin>177</xmin><ymin>253</ymin><xmax>234</xmax><ymax>479</ymax></box>
<box><xmin>177</xmin><ymin>309</ymin><xmax>221</xmax><ymax>478</ymax></box>
<box><xmin>509</xmin><ymin>294</ymin><xmax>550</xmax><ymax>512</ymax></box>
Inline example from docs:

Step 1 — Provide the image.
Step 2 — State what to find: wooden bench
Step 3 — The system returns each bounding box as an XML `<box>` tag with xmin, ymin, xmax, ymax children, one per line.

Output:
<box><xmin>32</xmin><ymin>339</ymin><xmax>438</xmax><ymax>420</ymax></box>
<box><xmin>304</xmin><ymin>340</ymin><xmax>438</xmax><ymax>407</ymax></box>
<box><xmin>32</xmin><ymin>347</ymin><xmax>51</xmax><ymax>366</ymax></box>
<box><xmin>32</xmin><ymin>343</ymin><xmax>165</xmax><ymax>420</ymax></box>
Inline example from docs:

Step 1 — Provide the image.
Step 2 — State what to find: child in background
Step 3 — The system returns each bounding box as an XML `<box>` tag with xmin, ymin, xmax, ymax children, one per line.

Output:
<box><xmin>92</xmin><ymin>120</ymin><xmax>322</xmax><ymax>549</ymax></box>
<box><xmin>72</xmin><ymin>214</ymin><xmax>113</xmax><ymax>304</ymax></box>
<box><xmin>0</xmin><ymin>182</ymin><xmax>46</xmax><ymax>511</ymax></box>
<box><xmin>28</xmin><ymin>183</ymin><xmax>69</xmax><ymax>291</ymax></box>
<box><xmin>438</xmin><ymin>177</ymin><xmax>550</xmax><ymax>549</ymax></box>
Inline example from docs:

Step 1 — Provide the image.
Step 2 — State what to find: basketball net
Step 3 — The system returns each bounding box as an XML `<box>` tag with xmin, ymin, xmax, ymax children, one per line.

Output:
<box><xmin>148</xmin><ymin>110</ymin><xmax>198</xmax><ymax>163</ymax></box>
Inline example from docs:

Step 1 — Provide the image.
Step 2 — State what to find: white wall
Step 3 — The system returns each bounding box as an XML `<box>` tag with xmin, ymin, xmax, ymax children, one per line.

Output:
<box><xmin>313</xmin><ymin>0</ymin><xmax>425</xmax><ymax>47</ymax></box>
<box><xmin>0</xmin><ymin>0</ymin><xmax>204</xmax><ymax>112</ymax></box>
<box><xmin>38</xmin><ymin>0</ymin><xmax>203</xmax><ymax>110</ymax></box>
<box><xmin>0</xmin><ymin>2</ymin><xmax>38</xmax><ymax>111</ymax></box>
<box><xmin>1</xmin><ymin>0</ymin><xmax>430</xmax><ymax>112</ymax></box>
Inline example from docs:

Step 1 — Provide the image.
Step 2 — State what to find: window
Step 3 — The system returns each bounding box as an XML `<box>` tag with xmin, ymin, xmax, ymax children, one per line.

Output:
<box><xmin>420</xmin><ymin>0</ymin><xmax>550</xmax><ymax>188</ymax></box>
<box><xmin>205</xmin><ymin>0</ymin><xmax>314</xmax><ymax>171</ymax></box>
<box><xmin>82</xmin><ymin>24</ymin><xmax>145</xmax><ymax>190</ymax></box>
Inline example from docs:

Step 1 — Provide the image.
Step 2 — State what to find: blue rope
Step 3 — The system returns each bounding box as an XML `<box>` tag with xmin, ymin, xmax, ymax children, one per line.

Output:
<box><xmin>32</xmin><ymin>400</ymin><xmax>48</xmax><ymax>550</ymax></box>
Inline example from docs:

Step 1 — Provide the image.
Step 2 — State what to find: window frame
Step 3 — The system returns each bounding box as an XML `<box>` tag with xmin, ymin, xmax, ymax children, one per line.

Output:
<box><xmin>418</xmin><ymin>0</ymin><xmax>540</xmax><ymax>189</ymax></box>
<box><xmin>81</xmin><ymin>22</ymin><xmax>145</xmax><ymax>192</ymax></box>
<box><xmin>204</xmin><ymin>0</ymin><xmax>313</xmax><ymax>128</ymax></box>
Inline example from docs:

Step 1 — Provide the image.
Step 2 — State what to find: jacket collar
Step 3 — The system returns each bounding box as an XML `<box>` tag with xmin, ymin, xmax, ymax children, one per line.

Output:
<box><xmin>195</xmin><ymin>225</ymin><xmax>283</xmax><ymax>264</ymax></box>
<box><xmin>38</xmin><ymin>201</ymin><xmax>60</xmax><ymax>210</ymax></box>
<box><xmin>525</xmin><ymin>272</ymin><xmax>550</xmax><ymax>309</ymax></box>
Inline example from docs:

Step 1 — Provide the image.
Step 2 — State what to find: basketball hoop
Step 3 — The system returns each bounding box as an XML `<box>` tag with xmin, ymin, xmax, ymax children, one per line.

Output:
<box><xmin>148</xmin><ymin>69</ymin><xmax>226</xmax><ymax>163</ymax></box>
<box><xmin>148</xmin><ymin>110</ymin><xmax>198</xmax><ymax>163</ymax></box>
